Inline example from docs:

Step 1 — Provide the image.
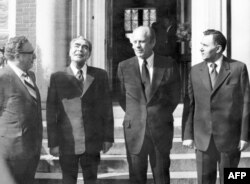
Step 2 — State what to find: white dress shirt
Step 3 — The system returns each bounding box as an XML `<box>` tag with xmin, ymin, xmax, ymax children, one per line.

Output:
<box><xmin>207</xmin><ymin>55</ymin><xmax>223</xmax><ymax>74</ymax></box>
<box><xmin>138</xmin><ymin>53</ymin><xmax>154</xmax><ymax>83</ymax></box>
<box><xmin>70</xmin><ymin>63</ymin><xmax>87</xmax><ymax>81</ymax></box>
<box><xmin>8</xmin><ymin>61</ymin><xmax>35</xmax><ymax>86</ymax></box>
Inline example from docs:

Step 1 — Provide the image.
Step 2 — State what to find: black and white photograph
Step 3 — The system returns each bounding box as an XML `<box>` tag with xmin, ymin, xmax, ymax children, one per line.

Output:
<box><xmin>0</xmin><ymin>0</ymin><xmax>250</xmax><ymax>184</ymax></box>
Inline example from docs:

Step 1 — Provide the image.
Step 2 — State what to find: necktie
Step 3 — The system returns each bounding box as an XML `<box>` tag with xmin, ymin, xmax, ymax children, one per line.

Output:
<box><xmin>76</xmin><ymin>70</ymin><xmax>84</xmax><ymax>89</ymax></box>
<box><xmin>22</xmin><ymin>73</ymin><xmax>37</xmax><ymax>102</ymax></box>
<box><xmin>76</xmin><ymin>70</ymin><xmax>84</xmax><ymax>81</ymax></box>
<box><xmin>210</xmin><ymin>63</ymin><xmax>218</xmax><ymax>89</ymax></box>
<box><xmin>141</xmin><ymin>59</ymin><xmax>151</xmax><ymax>101</ymax></box>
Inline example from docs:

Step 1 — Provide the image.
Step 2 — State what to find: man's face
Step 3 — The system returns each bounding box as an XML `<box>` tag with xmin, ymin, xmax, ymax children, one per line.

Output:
<box><xmin>18</xmin><ymin>41</ymin><xmax>36</xmax><ymax>71</ymax></box>
<box><xmin>200</xmin><ymin>35</ymin><xmax>219</xmax><ymax>62</ymax></box>
<box><xmin>69</xmin><ymin>39</ymin><xmax>90</xmax><ymax>65</ymax></box>
<box><xmin>132</xmin><ymin>28</ymin><xmax>155</xmax><ymax>59</ymax></box>
<box><xmin>163</xmin><ymin>18</ymin><xmax>170</xmax><ymax>28</ymax></box>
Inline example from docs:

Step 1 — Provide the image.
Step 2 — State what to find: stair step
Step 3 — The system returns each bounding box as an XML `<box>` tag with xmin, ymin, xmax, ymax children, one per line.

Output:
<box><xmin>37</xmin><ymin>152</ymin><xmax>250</xmax><ymax>174</ymax></box>
<box><xmin>41</xmin><ymin>138</ymin><xmax>195</xmax><ymax>156</ymax></box>
<box><xmin>41</xmin><ymin>138</ymin><xmax>250</xmax><ymax>156</ymax></box>
<box><xmin>35</xmin><ymin>171</ymin><xmax>219</xmax><ymax>184</ymax></box>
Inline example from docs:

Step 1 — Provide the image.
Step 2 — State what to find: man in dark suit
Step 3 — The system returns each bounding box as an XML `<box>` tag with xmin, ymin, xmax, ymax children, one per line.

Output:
<box><xmin>117</xmin><ymin>26</ymin><xmax>181</xmax><ymax>184</ymax></box>
<box><xmin>183</xmin><ymin>29</ymin><xmax>250</xmax><ymax>184</ymax></box>
<box><xmin>152</xmin><ymin>16</ymin><xmax>177</xmax><ymax>59</ymax></box>
<box><xmin>46</xmin><ymin>36</ymin><xmax>114</xmax><ymax>184</ymax></box>
<box><xmin>0</xmin><ymin>36</ymin><xmax>43</xmax><ymax>184</ymax></box>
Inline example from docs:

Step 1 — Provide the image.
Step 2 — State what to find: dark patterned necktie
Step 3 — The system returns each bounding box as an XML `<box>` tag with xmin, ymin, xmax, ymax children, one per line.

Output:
<box><xmin>76</xmin><ymin>70</ymin><xmax>83</xmax><ymax>81</ymax></box>
<box><xmin>22</xmin><ymin>73</ymin><xmax>37</xmax><ymax>103</ymax></box>
<box><xmin>76</xmin><ymin>70</ymin><xmax>84</xmax><ymax>89</ymax></box>
<box><xmin>141</xmin><ymin>59</ymin><xmax>151</xmax><ymax>101</ymax></box>
<box><xmin>210</xmin><ymin>63</ymin><xmax>218</xmax><ymax>89</ymax></box>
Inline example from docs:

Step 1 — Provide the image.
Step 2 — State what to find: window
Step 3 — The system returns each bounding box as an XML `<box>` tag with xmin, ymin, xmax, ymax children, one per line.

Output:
<box><xmin>124</xmin><ymin>8</ymin><xmax>156</xmax><ymax>33</ymax></box>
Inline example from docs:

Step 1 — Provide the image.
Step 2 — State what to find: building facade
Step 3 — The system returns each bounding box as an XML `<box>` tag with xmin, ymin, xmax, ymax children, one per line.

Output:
<box><xmin>0</xmin><ymin>0</ymin><xmax>250</xmax><ymax>103</ymax></box>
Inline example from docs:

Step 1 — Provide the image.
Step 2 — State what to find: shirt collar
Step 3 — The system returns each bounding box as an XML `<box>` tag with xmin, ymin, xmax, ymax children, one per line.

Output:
<box><xmin>138</xmin><ymin>52</ymin><xmax>154</xmax><ymax>68</ymax></box>
<box><xmin>167</xmin><ymin>25</ymin><xmax>172</xmax><ymax>32</ymax></box>
<box><xmin>70</xmin><ymin>62</ymin><xmax>87</xmax><ymax>76</ymax></box>
<box><xmin>215</xmin><ymin>55</ymin><xmax>223</xmax><ymax>67</ymax></box>
<box><xmin>8</xmin><ymin>61</ymin><xmax>27</xmax><ymax>78</ymax></box>
<box><xmin>207</xmin><ymin>55</ymin><xmax>223</xmax><ymax>72</ymax></box>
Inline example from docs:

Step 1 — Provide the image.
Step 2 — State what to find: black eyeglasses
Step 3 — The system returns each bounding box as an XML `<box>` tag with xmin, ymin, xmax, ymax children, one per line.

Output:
<box><xmin>19</xmin><ymin>51</ymin><xmax>35</xmax><ymax>54</ymax></box>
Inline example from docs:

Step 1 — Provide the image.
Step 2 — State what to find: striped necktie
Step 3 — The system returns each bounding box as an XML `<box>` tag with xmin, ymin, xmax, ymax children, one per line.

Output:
<box><xmin>22</xmin><ymin>73</ymin><xmax>37</xmax><ymax>102</ymax></box>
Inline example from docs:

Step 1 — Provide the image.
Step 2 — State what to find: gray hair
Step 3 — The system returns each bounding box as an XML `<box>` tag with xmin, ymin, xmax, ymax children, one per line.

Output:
<box><xmin>4</xmin><ymin>36</ymin><xmax>29</xmax><ymax>60</ymax></box>
<box><xmin>70</xmin><ymin>36</ymin><xmax>92</xmax><ymax>53</ymax></box>
<box><xmin>133</xmin><ymin>26</ymin><xmax>156</xmax><ymax>44</ymax></box>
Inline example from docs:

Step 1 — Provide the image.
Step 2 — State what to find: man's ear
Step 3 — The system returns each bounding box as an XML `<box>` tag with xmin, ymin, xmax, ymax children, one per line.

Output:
<box><xmin>216</xmin><ymin>45</ymin><xmax>223</xmax><ymax>53</ymax></box>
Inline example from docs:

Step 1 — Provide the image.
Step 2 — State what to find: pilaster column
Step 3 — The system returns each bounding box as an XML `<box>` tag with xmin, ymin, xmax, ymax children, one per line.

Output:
<box><xmin>231</xmin><ymin>0</ymin><xmax>250</xmax><ymax>72</ymax></box>
<box><xmin>191</xmin><ymin>0</ymin><xmax>227</xmax><ymax>65</ymax></box>
<box><xmin>91</xmin><ymin>0</ymin><xmax>106</xmax><ymax>69</ymax></box>
<box><xmin>36</xmin><ymin>0</ymin><xmax>68</xmax><ymax>101</ymax></box>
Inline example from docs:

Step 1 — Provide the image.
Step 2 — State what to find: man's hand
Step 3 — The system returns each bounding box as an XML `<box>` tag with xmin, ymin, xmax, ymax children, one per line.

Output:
<box><xmin>49</xmin><ymin>146</ymin><xmax>60</xmax><ymax>157</ymax></box>
<box><xmin>183</xmin><ymin>139</ymin><xmax>195</xmax><ymax>149</ymax></box>
<box><xmin>102</xmin><ymin>142</ymin><xmax>113</xmax><ymax>153</ymax></box>
<box><xmin>238</xmin><ymin>140</ymin><xmax>249</xmax><ymax>151</ymax></box>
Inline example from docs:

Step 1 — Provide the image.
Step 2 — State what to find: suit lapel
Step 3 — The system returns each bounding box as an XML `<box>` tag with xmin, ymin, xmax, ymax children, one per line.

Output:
<box><xmin>65</xmin><ymin>67</ymin><xmax>83</xmax><ymax>92</ymax></box>
<box><xmin>5</xmin><ymin>66</ymin><xmax>36</xmax><ymax>104</ymax></box>
<box><xmin>129</xmin><ymin>57</ymin><xmax>147</xmax><ymax>102</ymax></box>
<box><xmin>27</xmin><ymin>71</ymin><xmax>40</xmax><ymax>105</ymax></box>
<box><xmin>199</xmin><ymin>62</ymin><xmax>212</xmax><ymax>92</ymax></box>
<box><xmin>148</xmin><ymin>56</ymin><xmax>166</xmax><ymax>102</ymax></box>
<box><xmin>133</xmin><ymin>57</ymin><xmax>144</xmax><ymax>90</ymax></box>
<box><xmin>212</xmin><ymin>57</ymin><xmax>230</xmax><ymax>94</ymax></box>
<box><xmin>28</xmin><ymin>72</ymin><xmax>40</xmax><ymax>103</ymax></box>
<box><xmin>81</xmin><ymin>66</ymin><xmax>94</xmax><ymax>97</ymax></box>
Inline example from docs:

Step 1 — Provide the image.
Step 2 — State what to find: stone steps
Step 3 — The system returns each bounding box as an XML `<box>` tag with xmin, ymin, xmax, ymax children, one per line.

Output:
<box><xmin>37</xmin><ymin>104</ymin><xmax>250</xmax><ymax>184</ymax></box>
<box><xmin>35</xmin><ymin>172</ymin><xmax>206</xmax><ymax>184</ymax></box>
<box><xmin>41</xmin><ymin>138</ymin><xmax>194</xmax><ymax>156</ymax></box>
<box><xmin>41</xmin><ymin>137</ymin><xmax>250</xmax><ymax>156</ymax></box>
<box><xmin>37</xmin><ymin>152</ymin><xmax>250</xmax><ymax>174</ymax></box>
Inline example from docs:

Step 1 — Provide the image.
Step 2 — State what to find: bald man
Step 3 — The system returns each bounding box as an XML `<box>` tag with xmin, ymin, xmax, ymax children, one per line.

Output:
<box><xmin>117</xmin><ymin>26</ymin><xmax>181</xmax><ymax>184</ymax></box>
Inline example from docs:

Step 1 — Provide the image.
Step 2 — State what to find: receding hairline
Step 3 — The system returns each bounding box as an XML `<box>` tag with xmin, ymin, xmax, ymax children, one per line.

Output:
<box><xmin>132</xmin><ymin>26</ymin><xmax>155</xmax><ymax>43</ymax></box>
<box><xmin>70</xmin><ymin>36</ymin><xmax>92</xmax><ymax>52</ymax></box>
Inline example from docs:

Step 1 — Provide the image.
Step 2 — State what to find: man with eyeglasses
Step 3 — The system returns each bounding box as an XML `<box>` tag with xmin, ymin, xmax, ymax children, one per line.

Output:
<box><xmin>46</xmin><ymin>36</ymin><xmax>114</xmax><ymax>184</ymax></box>
<box><xmin>0</xmin><ymin>36</ymin><xmax>42</xmax><ymax>184</ymax></box>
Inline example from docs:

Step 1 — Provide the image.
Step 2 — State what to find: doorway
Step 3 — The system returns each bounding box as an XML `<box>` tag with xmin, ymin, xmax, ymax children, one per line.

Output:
<box><xmin>107</xmin><ymin>0</ymin><xmax>191</xmax><ymax>102</ymax></box>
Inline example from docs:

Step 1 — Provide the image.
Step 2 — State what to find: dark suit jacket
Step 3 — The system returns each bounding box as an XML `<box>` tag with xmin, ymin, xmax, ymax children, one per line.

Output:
<box><xmin>183</xmin><ymin>56</ymin><xmax>250</xmax><ymax>152</ymax></box>
<box><xmin>46</xmin><ymin>66</ymin><xmax>114</xmax><ymax>155</ymax></box>
<box><xmin>0</xmin><ymin>65</ymin><xmax>42</xmax><ymax>159</ymax></box>
<box><xmin>152</xmin><ymin>23</ymin><xmax>177</xmax><ymax>58</ymax></box>
<box><xmin>117</xmin><ymin>55</ymin><xmax>181</xmax><ymax>154</ymax></box>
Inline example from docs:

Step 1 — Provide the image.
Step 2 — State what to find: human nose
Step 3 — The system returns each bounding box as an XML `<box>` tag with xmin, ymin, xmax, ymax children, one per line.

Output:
<box><xmin>76</xmin><ymin>46</ymin><xmax>82</xmax><ymax>51</ymax></box>
<box><xmin>134</xmin><ymin>41</ymin><xmax>141</xmax><ymax>48</ymax></box>
<box><xmin>200</xmin><ymin>47</ymin><xmax>204</xmax><ymax>52</ymax></box>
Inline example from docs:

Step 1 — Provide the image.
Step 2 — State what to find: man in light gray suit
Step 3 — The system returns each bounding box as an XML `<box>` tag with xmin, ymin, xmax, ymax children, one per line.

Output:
<box><xmin>0</xmin><ymin>36</ymin><xmax>42</xmax><ymax>184</ymax></box>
